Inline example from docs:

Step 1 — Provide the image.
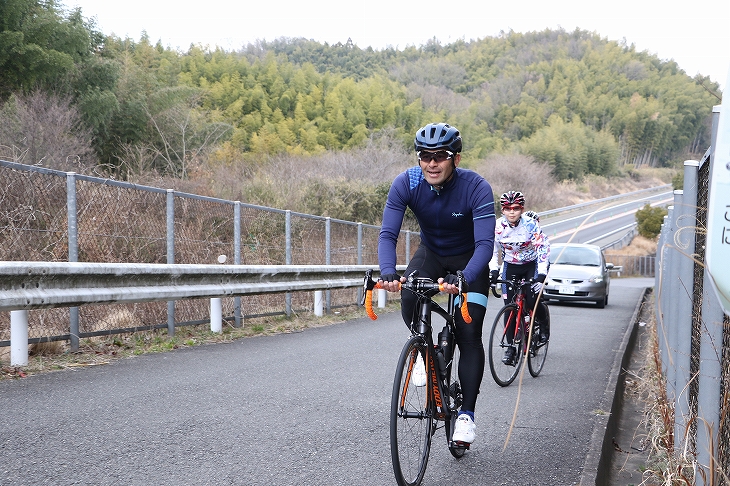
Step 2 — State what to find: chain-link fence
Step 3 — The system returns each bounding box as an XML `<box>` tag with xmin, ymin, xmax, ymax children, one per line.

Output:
<box><xmin>656</xmin><ymin>123</ymin><xmax>729</xmax><ymax>481</ymax></box>
<box><xmin>0</xmin><ymin>160</ymin><xmax>418</xmax><ymax>345</ymax></box>
<box><xmin>602</xmin><ymin>254</ymin><xmax>656</xmax><ymax>277</ymax></box>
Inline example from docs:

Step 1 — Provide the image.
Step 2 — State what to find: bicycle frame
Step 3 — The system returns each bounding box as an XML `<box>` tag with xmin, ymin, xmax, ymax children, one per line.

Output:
<box><xmin>498</xmin><ymin>278</ymin><xmax>534</xmax><ymax>353</ymax></box>
<box><xmin>363</xmin><ymin>270</ymin><xmax>463</xmax><ymax>422</ymax></box>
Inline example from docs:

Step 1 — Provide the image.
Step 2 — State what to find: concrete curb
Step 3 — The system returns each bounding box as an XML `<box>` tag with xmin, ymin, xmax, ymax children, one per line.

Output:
<box><xmin>579</xmin><ymin>286</ymin><xmax>652</xmax><ymax>485</ymax></box>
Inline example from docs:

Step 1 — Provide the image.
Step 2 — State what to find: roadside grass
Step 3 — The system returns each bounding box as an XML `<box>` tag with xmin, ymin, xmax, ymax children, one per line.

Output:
<box><xmin>633</xmin><ymin>297</ymin><xmax>698</xmax><ymax>485</ymax></box>
<box><xmin>0</xmin><ymin>300</ymin><xmax>401</xmax><ymax>380</ymax></box>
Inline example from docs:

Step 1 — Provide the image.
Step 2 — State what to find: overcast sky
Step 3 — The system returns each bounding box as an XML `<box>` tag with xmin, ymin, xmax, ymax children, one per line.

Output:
<box><xmin>66</xmin><ymin>0</ymin><xmax>729</xmax><ymax>91</ymax></box>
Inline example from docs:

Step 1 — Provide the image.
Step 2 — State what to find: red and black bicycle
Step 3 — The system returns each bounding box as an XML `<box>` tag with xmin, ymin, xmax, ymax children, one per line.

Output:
<box><xmin>488</xmin><ymin>277</ymin><xmax>550</xmax><ymax>387</ymax></box>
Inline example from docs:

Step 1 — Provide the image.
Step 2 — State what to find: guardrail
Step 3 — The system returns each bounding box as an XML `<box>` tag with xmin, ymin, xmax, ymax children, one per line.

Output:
<box><xmin>2</xmin><ymin>262</ymin><xmax>404</xmax><ymax>366</ymax></box>
<box><xmin>0</xmin><ymin>262</ymin><xmax>379</xmax><ymax>311</ymax></box>
<box><xmin>540</xmin><ymin>184</ymin><xmax>672</xmax><ymax>219</ymax></box>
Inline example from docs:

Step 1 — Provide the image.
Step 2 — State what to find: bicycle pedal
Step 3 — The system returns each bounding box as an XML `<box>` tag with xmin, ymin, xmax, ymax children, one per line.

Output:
<box><xmin>451</xmin><ymin>440</ymin><xmax>470</xmax><ymax>450</ymax></box>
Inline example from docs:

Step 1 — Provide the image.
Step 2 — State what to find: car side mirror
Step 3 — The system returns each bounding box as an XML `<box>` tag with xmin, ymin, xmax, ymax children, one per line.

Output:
<box><xmin>606</xmin><ymin>263</ymin><xmax>614</xmax><ymax>270</ymax></box>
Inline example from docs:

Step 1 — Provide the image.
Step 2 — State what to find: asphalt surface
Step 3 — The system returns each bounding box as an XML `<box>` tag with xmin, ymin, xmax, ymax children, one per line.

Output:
<box><xmin>0</xmin><ymin>279</ymin><xmax>653</xmax><ymax>485</ymax></box>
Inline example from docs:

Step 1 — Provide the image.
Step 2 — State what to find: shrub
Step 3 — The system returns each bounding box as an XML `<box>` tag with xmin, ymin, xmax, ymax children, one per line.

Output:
<box><xmin>635</xmin><ymin>203</ymin><xmax>667</xmax><ymax>239</ymax></box>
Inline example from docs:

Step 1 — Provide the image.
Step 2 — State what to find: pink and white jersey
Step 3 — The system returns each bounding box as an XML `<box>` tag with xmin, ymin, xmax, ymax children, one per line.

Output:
<box><xmin>489</xmin><ymin>215</ymin><xmax>550</xmax><ymax>275</ymax></box>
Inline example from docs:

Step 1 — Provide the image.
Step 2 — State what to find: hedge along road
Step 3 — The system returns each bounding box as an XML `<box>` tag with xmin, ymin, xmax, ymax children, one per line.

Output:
<box><xmin>0</xmin><ymin>279</ymin><xmax>651</xmax><ymax>485</ymax></box>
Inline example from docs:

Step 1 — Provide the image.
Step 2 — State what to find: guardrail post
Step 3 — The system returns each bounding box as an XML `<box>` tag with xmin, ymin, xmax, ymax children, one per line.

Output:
<box><xmin>325</xmin><ymin>217</ymin><xmax>331</xmax><ymax>313</ymax></box>
<box><xmin>234</xmin><ymin>202</ymin><xmax>242</xmax><ymax>328</ymax></box>
<box><xmin>673</xmin><ymin>160</ymin><xmax>699</xmax><ymax>454</ymax></box>
<box><xmin>66</xmin><ymin>172</ymin><xmax>79</xmax><ymax>352</ymax></box>
<box><xmin>210</xmin><ymin>298</ymin><xmax>222</xmax><ymax>333</ymax></box>
<box><xmin>285</xmin><ymin>210</ymin><xmax>292</xmax><ymax>317</ymax></box>
<box><xmin>166</xmin><ymin>189</ymin><xmax>175</xmax><ymax>336</ymax></box>
<box><xmin>10</xmin><ymin>310</ymin><xmax>28</xmax><ymax>366</ymax></box>
<box><xmin>314</xmin><ymin>291</ymin><xmax>324</xmax><ymax>316</ymax></box>
<box><xmin>378</xmin><ymin>289</ymin><xmax>387</xmax><ymax>308</ymax></box>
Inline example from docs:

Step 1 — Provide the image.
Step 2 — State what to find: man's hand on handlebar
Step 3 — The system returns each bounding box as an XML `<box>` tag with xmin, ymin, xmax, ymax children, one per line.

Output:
<box><xmin>439</xmin><ymin>273</ymin><xmax>467</xmax><ymax>295</ymax></box>
<box><xmin>378</xmin><ymin>273</ymin><xmax>404</xmax><ymax>292</ymax></box>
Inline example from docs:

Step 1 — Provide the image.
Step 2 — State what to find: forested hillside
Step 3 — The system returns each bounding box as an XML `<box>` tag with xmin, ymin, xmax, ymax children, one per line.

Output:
<box><xmin>1</xmin><ymin>0</ymin><xmax>720</xmax><ymax>204</ymax></box>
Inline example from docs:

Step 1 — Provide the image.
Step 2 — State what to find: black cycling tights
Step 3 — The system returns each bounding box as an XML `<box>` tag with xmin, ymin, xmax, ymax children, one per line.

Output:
<box><xmin>400</xmin><ymin>244</ymin><xmax>489</xmax><ymax>413</ymax></box>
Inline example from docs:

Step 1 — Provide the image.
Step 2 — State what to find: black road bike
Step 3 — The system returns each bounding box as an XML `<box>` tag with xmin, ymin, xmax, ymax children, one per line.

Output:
<box><xmin>488</xmin><ymin>277</ymin><xmax>550</xmax><ymax>387</ymax></box>
<box><xmin>362</xmin><ymin>269</ymin><xmax>472</xmax><ymax>486</ymax></box>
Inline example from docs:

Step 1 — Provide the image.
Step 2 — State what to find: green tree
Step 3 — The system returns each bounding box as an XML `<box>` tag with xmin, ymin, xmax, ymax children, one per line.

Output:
<box><xmin>0</xmin><ymin>0</ymin><xmax>99</xmax><ymax>99</ymax></box>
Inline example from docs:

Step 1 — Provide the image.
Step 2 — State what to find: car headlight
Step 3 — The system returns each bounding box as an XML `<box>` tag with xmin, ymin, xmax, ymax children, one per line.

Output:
<box><xmin>588</xmin><ymin>275</ymin><xmax>604</xmax><ymax>283</ymax></box>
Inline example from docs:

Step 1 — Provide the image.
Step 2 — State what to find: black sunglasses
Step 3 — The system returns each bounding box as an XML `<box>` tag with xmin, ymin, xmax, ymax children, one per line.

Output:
<box><xmin>417</xmin><ymin>150</ymin><xmax>454</xmax><ymax>163</ymax></box>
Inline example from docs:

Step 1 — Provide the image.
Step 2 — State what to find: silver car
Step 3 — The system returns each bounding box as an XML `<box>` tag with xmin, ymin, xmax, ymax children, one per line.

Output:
<box><xmin>543</xmin><ymin>243</ymin><xmax>614</xmax><ymax>308</ymax></box>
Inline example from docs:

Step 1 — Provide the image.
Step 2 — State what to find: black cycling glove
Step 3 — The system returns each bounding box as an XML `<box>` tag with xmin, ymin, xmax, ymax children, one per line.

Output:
<box><xmin>535</xmin><ymin>274</ymin><xmax>546</xmax><ymax>283</ymax></box>
<box><xmin>443</xmin><ymin>273</ymin><xmax>469</xmax><ymax>292</ymax></box>
<box><xmin>490</xmin><ymin>269</ymin><xmax>499</xmax><ymax>285</ymax></box>
<box><xmin>380</xmin><ymin>273</ymin><xmax>401</xmax><ymax>283</ymax></box>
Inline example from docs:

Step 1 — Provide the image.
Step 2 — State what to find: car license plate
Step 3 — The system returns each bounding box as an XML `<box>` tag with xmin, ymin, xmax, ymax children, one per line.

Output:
<box><xmin>559</xmin><ymin>286</ymin><xmax>575</xmax><ymax>295</ymax></box>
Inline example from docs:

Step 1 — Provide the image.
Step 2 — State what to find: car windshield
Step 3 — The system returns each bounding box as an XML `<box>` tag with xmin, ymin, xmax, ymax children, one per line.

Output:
<box><xmin>550</xmin><ymin>247</ymin><xmax>601</xmax><ymax>266</ymax></box>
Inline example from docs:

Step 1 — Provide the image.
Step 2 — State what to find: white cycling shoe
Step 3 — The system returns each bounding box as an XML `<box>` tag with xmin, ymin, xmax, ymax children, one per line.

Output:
<box><xmin>452</xmin><ymin>414</ymin><xmax>476</xmax><ymax>443</ymax></box>
<box><xmin>412</xmin><ymin>353</ymin><xmax>427</xmax><ymax>387</ymax></box>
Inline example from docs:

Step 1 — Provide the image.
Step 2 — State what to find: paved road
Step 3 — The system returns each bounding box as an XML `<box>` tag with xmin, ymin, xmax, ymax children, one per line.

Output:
<box><xmin>0</xmin><ymin>279</ymin><xmax>652</xmax><ymax>485</ymax></box>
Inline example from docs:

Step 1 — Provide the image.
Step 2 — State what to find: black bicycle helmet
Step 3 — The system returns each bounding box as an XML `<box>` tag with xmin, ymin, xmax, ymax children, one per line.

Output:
<box><xmin>500</xmin><ymin>190</ymin><xmax>526</xmax><ymax>208</ymax></box>
<box><xmin>414</xmin><ymin>123</ymin><xmax>462</xmax><ymax>153</ymax></box>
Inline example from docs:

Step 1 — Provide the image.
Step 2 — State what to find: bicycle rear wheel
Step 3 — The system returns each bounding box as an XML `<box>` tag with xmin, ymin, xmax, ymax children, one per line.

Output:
<box><xmin>391</xmin><ymin>336</ymin><xmax>434</xmax><ymax>486</ymax></box>
<box><xmin>488</xmin><ymin>304</ymin><xmax>523</xmax><ymax>387</ymax></box>
<box><xmin>528</xmin><ymin>305</ymin><xmax>550</xmax><ymax>377</ymax></box>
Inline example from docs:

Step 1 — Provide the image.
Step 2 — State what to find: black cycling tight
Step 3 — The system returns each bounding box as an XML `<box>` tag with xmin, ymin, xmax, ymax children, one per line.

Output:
<box><xmin>400</xmin><ymin>244</ymin><xmax>490</xmax><ymax>413</ymax></box>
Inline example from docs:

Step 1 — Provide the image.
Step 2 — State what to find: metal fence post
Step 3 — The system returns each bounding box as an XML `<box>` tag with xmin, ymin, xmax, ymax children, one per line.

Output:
<box><xmin>325</xmin><ymin>217</ymin><xmax>331</xmax><ymax>313</ymax></box>
<box><xmin>166</xmin><ymin>189</ymin><xmax>175</xmax><ymax>336</ymax></box>
<box><xmin>285</xmin><ymin>210</ymin><xmax>292</xmax><ymax>317</ymax></box>
<box><xmin>674</xmin><ymin>161</ymin><xmax>699</xmax><ymax>453</ymax></box>
<box><xmin>696</xmin><ymin>272</ymin><xmax>724</xmax><ymax>483</ymax></box>
<box><xmin>405</xmin><ymin>230</ymin><xmax>411</xmax><ymax>265</ymax></box>
<box><xmin>658</xmin><ymin>210</ymin><xmax>672</xmax><ymax>382</ymax></box>
<box><xmin>695</xmin><ymin>104</ymin><xmax>725</xmax><ymax>483</ymax></box>
<box><xmin>66</xmin><ymin>172</ymin><xmax>79</xmax><ymax>352</ymax></box>
<box><xmin>666</xmin><ymin>196</ymin><xmax>682</xmax><ymax>400</ymax></box>
<box><xmin>234</xmin><ymin>201</ymin><xmax>242</xmax><ymax>328</ymax></box>
<box><xmin>357</xmin><ymin>222</ymin><xmax>363</xmax><ymax>304</ymax></box>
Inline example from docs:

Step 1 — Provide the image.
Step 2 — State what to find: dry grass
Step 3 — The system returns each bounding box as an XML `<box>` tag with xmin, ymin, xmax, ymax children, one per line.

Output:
<box><xmin>637</xmin><ymin>301</ymin><xmax>696</xmax><ymax>485</ymax></box>
<box><xmin>605</xmin><ymin>235</ymin><xmax>658</xmax><ymax>258</ymax></box>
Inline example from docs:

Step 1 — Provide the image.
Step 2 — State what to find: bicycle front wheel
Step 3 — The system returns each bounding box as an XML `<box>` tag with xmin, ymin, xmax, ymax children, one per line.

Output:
<box><xmin>488</xmin><ymin>304</ymin><xmax>523</xmax><ymax>387</ymax></box>
<box><xmin>528</xmin><ymin>304</ymin><xmax>550</xmax><ymax>377</ymax></box>
<box><xmin>391</xmin><ymin>336</ymin><xmax>434</xmax><ymax>486</ymax></box>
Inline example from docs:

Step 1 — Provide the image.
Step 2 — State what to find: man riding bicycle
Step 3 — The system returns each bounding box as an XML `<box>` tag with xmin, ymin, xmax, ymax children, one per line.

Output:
<box><xmin>490</xmin><ymin>191</ymin><xmax>551</xmax><ymax>366</ymax></box>
<box><xmin>378</xmin><ymin>122</ymin><xmax>496</xmax><ymax>445</ymax></box>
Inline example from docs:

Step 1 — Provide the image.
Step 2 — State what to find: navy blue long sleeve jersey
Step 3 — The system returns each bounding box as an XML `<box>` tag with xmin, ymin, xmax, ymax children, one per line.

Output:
<box><xmin>378</xmin><ymin>166</ymin><xmax>496</xmax><ymax>285</ymax></box>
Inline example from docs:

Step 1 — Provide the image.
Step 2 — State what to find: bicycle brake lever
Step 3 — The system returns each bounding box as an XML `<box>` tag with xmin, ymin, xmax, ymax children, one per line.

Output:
<box><xmin>456</xmin><ymin>270</ymin><xmax>466</xmax><ymax>294</ymax></box>
<box><xmin>360</xmin><ymin>269</ymin><xmax>375</xmax><ymax>306</ymax></box>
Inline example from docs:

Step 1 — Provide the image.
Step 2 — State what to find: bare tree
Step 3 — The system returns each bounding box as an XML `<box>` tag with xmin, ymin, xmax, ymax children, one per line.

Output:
<box><xmin>0</xmin><ymin>91</ymin><xmax>96</xmax><ymax>170</ymax></box>
<box><xmin>474</xmin><ymin>153</ymin><xmax>557</xmax><ymax>211</ymax></box>
<box><xmin>143</xmin><ymin>88</ymin><xmax>233</xmax><ymax>178</ymax></box>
